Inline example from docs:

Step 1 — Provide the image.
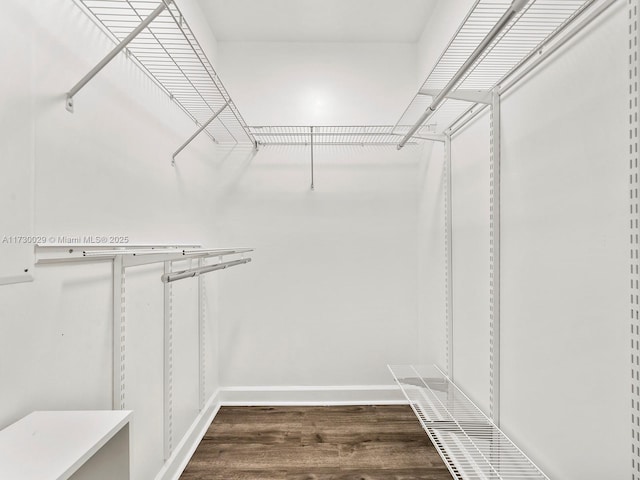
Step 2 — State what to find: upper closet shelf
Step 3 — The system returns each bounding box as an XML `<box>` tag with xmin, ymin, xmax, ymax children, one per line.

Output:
<box><xmin>249</xmin><ymin>125</ymin><xmax>443</xmax><ymax>146</ymax></box>
<box><xmin>395</xmin><ymin>0</ymin><xmax>598</xmax><ymax>145</ymax></box>
<box><xmin>70</xmin><ymin>0</ymin><xmax>256</xmax><ymax>148</ymax></box>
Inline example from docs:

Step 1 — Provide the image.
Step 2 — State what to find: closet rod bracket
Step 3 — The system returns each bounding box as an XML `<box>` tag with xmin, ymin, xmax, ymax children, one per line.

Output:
<box><xmin>66</xmin><ymin>0</ymin><xmax>172</xmax><ymax>113</ymax></box>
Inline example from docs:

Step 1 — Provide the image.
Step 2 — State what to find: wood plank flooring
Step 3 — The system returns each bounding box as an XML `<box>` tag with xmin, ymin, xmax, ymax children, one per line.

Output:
<box><xmin>180</xmin><ymin>405</ymin><xmax>453</xmax><ymax>480</ymax></box>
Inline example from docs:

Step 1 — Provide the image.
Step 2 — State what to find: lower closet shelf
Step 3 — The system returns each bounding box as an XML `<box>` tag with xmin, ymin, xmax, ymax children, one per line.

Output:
<box><xmin>388</xmin><ymin>364</ymin><xmax>548</xmax><ymax>480</ymax></box>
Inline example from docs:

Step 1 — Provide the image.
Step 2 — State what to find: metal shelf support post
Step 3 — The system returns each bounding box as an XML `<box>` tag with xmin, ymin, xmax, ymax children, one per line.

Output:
<box><xmin>444</xmin><ymin>134</ymin><xmax>454</xmax><ymax>379</ymax></box>
<box><xmin>112</xmin><ymin>256</ymin><xmax>126</xmax><ymax>410</ymax></box>
<box><xmin>310</xmin><ymin>126</ymin><xmax>315</xmax><ymax>190</ymax></box>
<box><xmin>66</xmin><ymin>0</ymin><xmax>172</xmax><ymax>112</ymax></box>
<box><xmin>198</xmin><ymin>258</ymin><xmax>206</xmax><ymax>411</ymax></box>
<box><xmin>489</xmin><ymin>89</ymin><xmax>501</xmax><ymax>425</ymax></box>
<box><xmin>163</xmin><ymin>261</ymin><xmax>173</xmax><ymax>460</ymax></box>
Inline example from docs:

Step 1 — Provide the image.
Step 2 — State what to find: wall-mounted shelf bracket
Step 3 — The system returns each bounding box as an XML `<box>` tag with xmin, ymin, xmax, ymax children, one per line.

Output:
<box><xmin>172</xmin><ymin>101</ymin><xmax>229</xmax><ymax>165</ymax></box>
<box><xmin>66</xmin><ymin>0</ymin><xmax>171</xmax><ymax>113</ymax></box>
<box><xmin>310</xmin><ymin>126</ymin><xmax>315</xmax><ymax>190</ymax></box>
<box><xmin>418</xmin><ymin>88</ymin><xmax>492</xmax><ymax>105</ymax></box>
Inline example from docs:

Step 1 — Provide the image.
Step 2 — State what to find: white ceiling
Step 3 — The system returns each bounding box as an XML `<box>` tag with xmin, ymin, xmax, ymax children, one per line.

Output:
<box><xmin>197</xmin><ymin>0</ymin><xmax>438</xmax><ymax>43</ymax></box>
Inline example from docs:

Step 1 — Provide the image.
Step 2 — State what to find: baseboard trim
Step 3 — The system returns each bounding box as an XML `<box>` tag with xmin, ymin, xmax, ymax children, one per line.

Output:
<box><xmin>154</xmin><ymin>389</ymin><xmax>222</xmax><ymax>480</ymax></box>
<box><xmin>218</xmin><ymin>384</ymin><xmax>407</xmax><ymax>406</ymax></box>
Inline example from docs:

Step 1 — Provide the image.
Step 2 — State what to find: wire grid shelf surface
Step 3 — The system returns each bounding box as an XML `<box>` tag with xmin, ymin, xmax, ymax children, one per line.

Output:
<box><xmin>389</xmin><ymin>365</ymin><xmax>549</xmax><ymax>480</ymax></box>
<box><xmin>249</xmin><ymin>125</ymin><xmax>436</xmax><ymax>146</ymax></box>
<box><xmin>75</xmin><ymin>0</ymin><xmax>255</xmax><ymax>145</ymax></box>
<box><xmin>395</xmin><ymin>0</ymin><xmax>594</xmax><ymax>135</ymax></box>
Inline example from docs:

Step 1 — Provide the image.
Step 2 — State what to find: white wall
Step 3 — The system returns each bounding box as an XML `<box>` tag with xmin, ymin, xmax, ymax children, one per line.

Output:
<box><xmin>211</xmin><ymin>41</ymin><xmax>425</xmax><ymax>390</ymax></box>
<box><xmin>217</xmin><ymin>41</ymin><xmax>418</xmax><ymax>125</ymax></box>
<box><xmin>0</xmin><ymin>0</ymin><xmax>35</xmax><ymax>284</ymax></box>
<box><xmin>451</xmin><ymin>112</ymin><xmax>491</xmax><ymax>414</ymax></box>
<box><xmin>213</xmin><ymin>144</ymin><xmax>423</xmax><ymax>388</ymax></box>
<box><xmin>417</xmin><ymin>141</ymin><xmax>447</xmax><ymax>368</ymax></box>
<box><xmin>499</xmin><ymin>3</ymin><xmax>629</xmax><ymax>478</ymax></box>
<box><xmin>0</xmin><ymin>1</ymin><xmax>225</xmax><ymax>479</ymax></box>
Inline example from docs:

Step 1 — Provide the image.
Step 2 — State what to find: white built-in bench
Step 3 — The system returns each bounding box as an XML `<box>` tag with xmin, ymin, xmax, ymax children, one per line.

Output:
<box><xmin>0</xmin><ymin>410</ymin><xmax>131</xmax><ymax>480</ymax></box>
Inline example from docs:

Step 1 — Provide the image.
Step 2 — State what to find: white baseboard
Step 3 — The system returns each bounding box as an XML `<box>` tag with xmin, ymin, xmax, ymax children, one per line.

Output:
<box><xmin>218</xmin><ymin>384</ymin><xmax>407</xmax><ymax>406</ymax></box>
<box><xmin>154</xmin><ymin>389</ymin><xmax>222</xmax><ymax>480</ymax></box>
<box><xmin>154</xmin><ymin>385</ymin><xmax>407</xmax><ymax>480</ymax></box>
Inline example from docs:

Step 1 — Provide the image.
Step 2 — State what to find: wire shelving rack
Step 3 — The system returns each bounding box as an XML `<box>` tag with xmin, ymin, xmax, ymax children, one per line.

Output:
<box><xmin>72</xmin><ymin>0</ymin><xmax>256</xmax><ymax>147</ymax></box>
<box><xmin>389</xmin><ymin>364</ymin><xmax>550</xmax><ymax>480</ymax></box>
<box><xmin>395</xmin><ymin>0</ymin><xmax>596</xmax><ymax>139</ymax></box>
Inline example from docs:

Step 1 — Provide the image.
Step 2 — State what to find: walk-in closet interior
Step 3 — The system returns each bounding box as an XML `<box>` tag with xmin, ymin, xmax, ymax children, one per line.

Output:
<box><xmin>0</xmin><ymin>0</ymin><xmax>632</xmax><ymax>478</ymax></box>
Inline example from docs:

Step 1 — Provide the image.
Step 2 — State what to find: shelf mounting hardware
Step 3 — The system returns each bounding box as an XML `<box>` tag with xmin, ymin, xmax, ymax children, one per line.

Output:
<box><xmin>66</xmin><ymin>0</ymin><xmax>172</xmax><ymax>113</ymax></box>
<box><xmin>171</xmin><ymin>101</ymin><xmax>229</xmax><ymax>165</ymax></box>
<box><xmin>397</xmin><ymin>0</ymin><xmax>529</xmax><ymax>149</ymax></box>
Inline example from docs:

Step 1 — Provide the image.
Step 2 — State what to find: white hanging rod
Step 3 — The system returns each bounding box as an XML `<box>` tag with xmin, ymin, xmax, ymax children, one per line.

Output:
<box><xmin>397</xmin><ymin>0</ymin><xmax>529</xmax><ymax>149</ymax></box>
<box><xmin>66</xmin><ymin>0</ymin><xmax>172</xmax><ymax>113</ymax></box>
<box><xmin>161</xmin><ymin>258</ymin><xmax>252</xmax><ymax>283</ymax></box>
<box><xmin>171</xmin><ymin>101</ymin><xmax>229</xmax><ymax>165</ymax></box>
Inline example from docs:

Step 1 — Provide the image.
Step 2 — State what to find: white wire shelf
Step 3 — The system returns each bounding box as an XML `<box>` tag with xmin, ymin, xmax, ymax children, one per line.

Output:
<box><xmin>73</xmin><ymin>0</ymin><xmax>256</xmax><ymax>146</ymax></box>
<box><xmin>395</xmin><ymin>0</ymin><xmax>595</xmax><ymax>136</ymax></box>
<box><xmin>34</xmin><ymin>244</ymin><xmax>253</xmax><ymax>266</ymax></box>
<box><xmin>389</xmin><ymin>364</ymin><xmax>549</xmax><ymax>480</ymax></box>
<box><xmin>249</xmin><ymin>125</ymin><xmax>441</xmax><ymax>146</ymax></box>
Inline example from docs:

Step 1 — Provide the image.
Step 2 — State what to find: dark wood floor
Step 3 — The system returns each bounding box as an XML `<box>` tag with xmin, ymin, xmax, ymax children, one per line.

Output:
<box><xmin>180</xmin><ymin>405</ymin><xmax>453</xmax><ymax>480</ymax></box>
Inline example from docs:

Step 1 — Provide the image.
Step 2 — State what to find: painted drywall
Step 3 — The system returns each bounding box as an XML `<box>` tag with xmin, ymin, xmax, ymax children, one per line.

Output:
<box><xmin>498</xmin><ymin>3</ymin><xmax>629</xmax><ymax>478</ymax></box>
<box><xmin>211</xmin><ymin>40</ymin><xmax>425</xmax><ymax>389</ymax></box>
<box><xmin>417</xmin><ymin>141</ymin><xmax>447</xmax><ymax>368</ymax></box>
<box><xmin>213</xmin><ymin>144</ymin><xmax>423</xmax><ymax>387</ymax></box>
<box><xmin>450</xmin><ymin>112</ymin><xmax>491</xmax><ymax>414</ymax></box>
<box><xmin>0</xmin><ymin>1</ymin><xmax>225</xmax><ymax>480</ymax></box>
<box><xmin>0</xmin><ymin>0</ymin><xmax>35</xmax><ymax>283</ymax></box>
<box><xmin>216</xmin><ymin>41</ymin><xmax>418</xmax><ymax>125</ymax></box>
